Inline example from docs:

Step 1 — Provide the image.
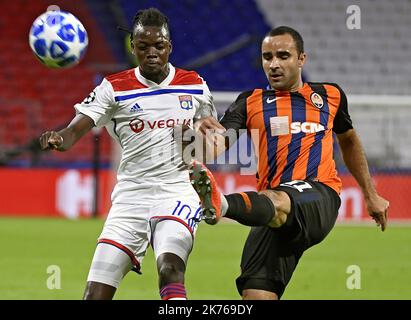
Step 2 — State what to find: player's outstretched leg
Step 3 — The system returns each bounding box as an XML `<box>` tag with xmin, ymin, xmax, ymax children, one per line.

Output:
<box><xmin>190</xmin><ymin>161</ymin><xmax>280</xmax><ymax>226</ymax></box>
<box><xmin>189</xmin><ymin>161</ymin><xmax>222</xmax><ymax>225</ymax></box>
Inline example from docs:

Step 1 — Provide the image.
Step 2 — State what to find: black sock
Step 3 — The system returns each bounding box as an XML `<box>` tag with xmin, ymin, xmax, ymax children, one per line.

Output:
<box><xmin>224</xmin><ymin>192</ymin><xmax>276</xmax><ymax>226</ymax></box>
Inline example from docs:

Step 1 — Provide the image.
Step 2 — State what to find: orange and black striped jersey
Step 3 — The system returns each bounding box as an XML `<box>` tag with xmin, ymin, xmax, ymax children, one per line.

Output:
<box><xmin>220</xmin><ymin>82</ymin><xmax>353</xmax><ymax>194</ymax></box>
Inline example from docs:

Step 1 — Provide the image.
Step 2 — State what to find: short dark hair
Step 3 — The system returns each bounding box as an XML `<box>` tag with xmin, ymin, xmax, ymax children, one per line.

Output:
<box><xmin>132</xmin><ymin>8</ymin><xmax>170</xmax><ymax>39</ymax></box>
<box><xmin>266</xmin><ymin>26</ymin><xmax>304</xmax><ymax>55</ymax></box>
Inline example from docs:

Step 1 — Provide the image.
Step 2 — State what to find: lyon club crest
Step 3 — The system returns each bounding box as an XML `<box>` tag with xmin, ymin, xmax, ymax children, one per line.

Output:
<box><xmin>310</xmin><ymin>92</ymin><xmax>324</xmax><ymax>109</ymax></box>
<box><xmin>179</xmin><ymin>95</ymin><xmax>193</xmax><ymax>110</ymax></box>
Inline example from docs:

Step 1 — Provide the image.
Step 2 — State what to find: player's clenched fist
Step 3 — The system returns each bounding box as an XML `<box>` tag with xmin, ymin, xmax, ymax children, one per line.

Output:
<box><xmin>39</xmin><ymin>131</ymin><xmax>64</xmax><ymax>150</ymax></box>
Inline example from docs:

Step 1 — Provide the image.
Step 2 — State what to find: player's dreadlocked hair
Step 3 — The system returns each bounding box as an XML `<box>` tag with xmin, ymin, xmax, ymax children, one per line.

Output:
<box><xmin>131</xmin><ymin>8</ymin><xmax>170</xmax><ymax>40</ymax></box>
<box><xmin>266</xmin><ymin>26</ymin><xmax>304</xmax><ymax>56</ymax></box>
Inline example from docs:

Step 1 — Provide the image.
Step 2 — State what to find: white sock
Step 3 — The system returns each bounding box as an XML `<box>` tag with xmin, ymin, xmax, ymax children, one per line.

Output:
<box><xmin>221</xmin><ymin>194</ymin><xmax>228</xmax><ymax>217</ymax></box>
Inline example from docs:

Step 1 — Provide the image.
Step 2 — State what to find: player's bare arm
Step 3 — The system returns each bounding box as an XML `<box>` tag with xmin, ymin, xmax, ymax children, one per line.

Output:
<box><xmin>337</xmin><ymin>128</ymin><xmax>389</xmax><ymax>231</ymax></box>
<box><xmin>194</xmin><ymin>116</ymin><xmax>229</xmax><ymax>161</ymax></box>
<box><xmin>39</xmin><ymin>114</ymin><xmax>94</xmax><ymax>151</ymax></box>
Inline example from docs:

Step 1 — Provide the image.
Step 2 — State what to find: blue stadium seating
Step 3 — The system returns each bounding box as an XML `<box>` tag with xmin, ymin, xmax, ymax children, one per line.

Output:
<box><xmin>117</xmin><ymin>0</ymin><xmax>271</xmax><ymax>91</ymax></box>
<box><xmin>86</xmin><ymin>0</ymin><xmax>128</xmax><ymax>63</ymax></box>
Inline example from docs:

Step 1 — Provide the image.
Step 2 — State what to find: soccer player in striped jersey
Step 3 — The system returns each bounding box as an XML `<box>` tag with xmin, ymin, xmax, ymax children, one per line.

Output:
<box><xmin>191</xmin><ymin>26</ymin><xmax>389</xmax><ymax>300</ymax></box>
<box><xmin>39</xmin><ymin>8</ymin><xmax>217</xmax><ymax>300</ymax></box>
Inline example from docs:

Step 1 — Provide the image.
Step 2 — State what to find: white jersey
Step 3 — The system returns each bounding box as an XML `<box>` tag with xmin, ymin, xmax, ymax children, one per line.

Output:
<box><xmin>75</xmin><ymin>63</ymin><xmax>216</xmax><ymax>204</ymax></box>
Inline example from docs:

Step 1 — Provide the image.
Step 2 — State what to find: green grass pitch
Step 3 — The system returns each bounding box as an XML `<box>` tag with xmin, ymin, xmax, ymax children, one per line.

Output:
<box><xmin>0</xmin><ymin>217</ymin><xmax>410</xmax><ymax>300</ymax></box>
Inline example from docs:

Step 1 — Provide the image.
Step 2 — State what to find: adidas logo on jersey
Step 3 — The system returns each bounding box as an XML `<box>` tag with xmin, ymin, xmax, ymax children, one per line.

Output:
<box><xmin>130</xmin><ymin>103</ymin><xmax>143</xmax><ymax>113</ymax></box>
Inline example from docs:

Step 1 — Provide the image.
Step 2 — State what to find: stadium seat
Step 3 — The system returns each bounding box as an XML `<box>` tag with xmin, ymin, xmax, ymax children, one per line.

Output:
<box><xmin>117</xmin><ymin>0</ymin><xmax>271</xmax><ymax>91</ymax></box>
<box><xmin>0</xmin><ymin>0</ymin><xmax>116</xmax><ymax>167</ymax></box>
<box><xmin>255</xmin><ymin>0</ymin><xmax>411</xmax><ymax>95</ymax></box>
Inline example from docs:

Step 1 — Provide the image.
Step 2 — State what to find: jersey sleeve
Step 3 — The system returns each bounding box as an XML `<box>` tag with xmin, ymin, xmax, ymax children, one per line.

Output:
<box><xmin>219</xmin><ymin>91</ymin><xmax>252</xmax><ymax>132</ymax></box>
<box><xmin>193</xmin><ymin>81</ymin><xmax>218</xmax><ymax>121</ymax></box>
<box><xmin>332</xmin><ymin>84</ymin><xmax>354</xmax><ymax>134</ymax></box>
<box><xmin>74</xmin><ymin>78</ymin><xmax>117</xmax><ymax>128</ymax></box>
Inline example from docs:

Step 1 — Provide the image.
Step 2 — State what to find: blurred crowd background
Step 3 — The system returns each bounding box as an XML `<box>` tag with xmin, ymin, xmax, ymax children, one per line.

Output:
<box><xmin>0</xmin><ymin>0</ymin><xmax>410</xmax><ymax>219</ymax></box>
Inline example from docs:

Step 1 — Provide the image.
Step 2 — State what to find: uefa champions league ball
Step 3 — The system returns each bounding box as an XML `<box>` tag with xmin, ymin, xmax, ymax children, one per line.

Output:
<box><xmin>29</xmin><ymin>10</ymin><xmax>88</xmax><ymax>68</ymax></box>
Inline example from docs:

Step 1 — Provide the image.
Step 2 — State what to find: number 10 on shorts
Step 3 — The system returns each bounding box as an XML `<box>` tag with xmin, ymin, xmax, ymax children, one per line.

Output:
<box><xmin>171</xmin><ymin>200</ymin><xmax>202</xmax><ymax>230</ymax></box>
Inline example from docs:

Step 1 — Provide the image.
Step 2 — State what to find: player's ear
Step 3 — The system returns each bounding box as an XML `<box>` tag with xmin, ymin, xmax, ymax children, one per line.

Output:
<box><xmin>168</xmin><ymin>40</ymin><xmax>173</xmax><ymax>55</ymax></box>
<box><xmin>130</xmin><ymin>40</ymin><xmax>136</xmax><ymax>55</ymax></box>
<box><xmin>130</xmin><ymin>33</ymin><xmax>135</xmax><ymax>52</ymax></box>
<box><xmin>298</xmin><ymin>52</ymin><xmax>307</xmax><ymax>68</ymax></box>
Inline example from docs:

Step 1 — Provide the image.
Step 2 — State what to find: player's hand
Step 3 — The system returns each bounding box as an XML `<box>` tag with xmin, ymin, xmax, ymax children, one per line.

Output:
<box><xmin>39</xmin><ymin>131</ymin><xmax>64</xmax><ymax>150</ymax></box>
<box><xmin>195</xmin><ymin>116</ymin><xmax>226</xmax><ymax>136</ymax></box>
<box><xmin>365</xmin><ymin>194</ymin><xmax>389</xmax><ymax>232</ymax></box>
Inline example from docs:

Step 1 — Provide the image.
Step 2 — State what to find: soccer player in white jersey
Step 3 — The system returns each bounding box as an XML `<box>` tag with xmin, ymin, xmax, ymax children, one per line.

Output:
<box><xmin>39</xmin><ymin>8</ymin><xmax>216</xmax><ymax>300</ymax></box>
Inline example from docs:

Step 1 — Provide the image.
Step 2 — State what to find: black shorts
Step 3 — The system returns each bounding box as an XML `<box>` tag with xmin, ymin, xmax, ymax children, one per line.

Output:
<box><xmin>235</xmin><ymin>180</ymin><xmax>341</xmax><ymax>298</ymax></box>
